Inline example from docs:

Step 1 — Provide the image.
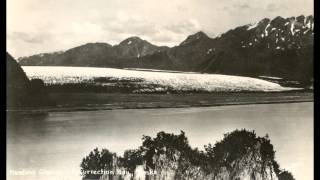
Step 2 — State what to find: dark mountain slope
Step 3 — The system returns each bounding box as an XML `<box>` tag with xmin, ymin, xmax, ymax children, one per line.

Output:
<box><xmin>7</xmin><ymin>53</ymin><xmax>30</xmax><ymax>106</ymax></box>
<box><xmin>18</xmin><ymin>37</ymin><xmax>169</xmax><ymax>67</ymax></box>
<box><xmin>115</xmin><ymin>36</ymin><xmax>169</xmax><ymax>58</ymax></box>
<box><xmin>6</xmin><ymin>52</ymin><xmax>54</xmax><ymax>107</ymax></box>
<box><xmin>200</xmin><ymin>15</ymin><xmax>313</xmax><ymax>86</ymax></box>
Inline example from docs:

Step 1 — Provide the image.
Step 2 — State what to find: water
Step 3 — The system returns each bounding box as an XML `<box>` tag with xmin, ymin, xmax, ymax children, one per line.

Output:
<box><xmin>7</xmin><ymin>102</ymin><xmax>313</xmax><ymax>180</ymax></box>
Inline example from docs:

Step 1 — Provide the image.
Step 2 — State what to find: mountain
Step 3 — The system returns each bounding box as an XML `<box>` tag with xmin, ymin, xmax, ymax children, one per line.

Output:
<box><xmin>116</xmin><ymin>36</ymin><xmax>169</xmax><ymax>58</ymax></box>
<box><xmin>7</xmin><ymin>52</ymin><xmax>30</xmax><ymax>106</ymax></box>
<box><xmin>6</xmin><ymin>52</ymin><xmax>54</xmax><ymax>107</ymax></box>
<box><xmin>198</xmin><ymin>15</ymin><xmax>313</xmax><ymax>86</ymax></box>
<box><xmin>18</xmin><ymin>15</ymin><xmax>313</xmax><ymax>87</ymax></box>
<box><xmin>18</xmin><ymin>37</ymin><xmax>169</xmax><ymax>67</ymax></box>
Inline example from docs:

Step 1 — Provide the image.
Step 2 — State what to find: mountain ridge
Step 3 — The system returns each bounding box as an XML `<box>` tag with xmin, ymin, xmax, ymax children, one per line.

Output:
<box><xmin>18</xmin><ymin>15</ymin><xmax>314</xmax><ymax>87</ymax></box>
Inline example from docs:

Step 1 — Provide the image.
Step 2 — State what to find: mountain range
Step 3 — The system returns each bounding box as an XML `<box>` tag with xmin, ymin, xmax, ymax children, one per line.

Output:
<box><xmin>18</xmin><ymin>15</ymin><xmax>314</xmax><ymax>87</ymax></box>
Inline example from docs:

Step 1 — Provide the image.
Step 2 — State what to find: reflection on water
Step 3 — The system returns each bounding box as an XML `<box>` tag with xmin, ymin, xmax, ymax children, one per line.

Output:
<box><xmin>7</xmin><ymin>102</ymin><xmax>313</xmax><ymax>180</ymax></box>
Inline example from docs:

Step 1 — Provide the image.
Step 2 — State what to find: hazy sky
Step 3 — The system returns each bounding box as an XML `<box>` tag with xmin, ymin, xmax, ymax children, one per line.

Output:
<box><xmin>7</xmin><ymin>0</ymin><xmax>313</xmax><ymax>57</ymax></box>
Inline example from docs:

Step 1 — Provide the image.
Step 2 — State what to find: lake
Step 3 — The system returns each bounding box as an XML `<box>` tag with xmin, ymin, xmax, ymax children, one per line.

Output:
<box><xmin>7</xmin><ymin>102</ymin><xmax>313</xmax><ymax>180</ymax></box>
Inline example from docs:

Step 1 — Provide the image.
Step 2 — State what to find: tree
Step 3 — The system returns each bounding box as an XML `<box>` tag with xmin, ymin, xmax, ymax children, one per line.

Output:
<box><xmin>80</xmin><ymin>148</ymin><xmax>115</xmax><ymax>179</ymax></box>
<box><xmin>140</xmin><ymin>131</ymin><xmax>193</xmax><ymax>170</ymax></box>
<box><xmin>278</xmin><ymin>170</ymin><xmax>295</xmax><ymax>180</ymax></box>
<box><xmin>80</xmin><ymin>130</ymin><xmax>296</xmax><ymax>180</ymax></box>
<box><xmin>121</xmin><ymin>149</ymin><xmax>143</xmax><ymax>173</ymax></box>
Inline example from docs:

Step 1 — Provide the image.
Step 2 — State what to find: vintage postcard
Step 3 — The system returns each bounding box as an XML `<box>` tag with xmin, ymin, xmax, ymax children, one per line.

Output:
<box><xmin>7</xmin><ymin>0</ymin><xmax>313</xmax><ymax>180</ymax></box>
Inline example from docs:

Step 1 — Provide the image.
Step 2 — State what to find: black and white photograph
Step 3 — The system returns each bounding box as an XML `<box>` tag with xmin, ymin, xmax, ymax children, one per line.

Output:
<box><xmin>6</xmin><ymin>0</ymin><xmax>313</xmax><ymax>180</ymax></box>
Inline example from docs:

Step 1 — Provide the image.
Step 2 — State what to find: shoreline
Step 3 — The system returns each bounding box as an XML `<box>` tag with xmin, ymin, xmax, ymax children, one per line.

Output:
<box><xmin>6</xmin><ymin>92</ymin><xmax>313</xmax><ymax>113</ymax></box>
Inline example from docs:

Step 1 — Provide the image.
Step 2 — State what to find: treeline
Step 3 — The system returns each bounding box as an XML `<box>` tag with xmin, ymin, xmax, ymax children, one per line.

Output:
<box><xmin>80</xmin><ymin>129</ymin><xmax>295</xmax><ymax>180</ymax></box>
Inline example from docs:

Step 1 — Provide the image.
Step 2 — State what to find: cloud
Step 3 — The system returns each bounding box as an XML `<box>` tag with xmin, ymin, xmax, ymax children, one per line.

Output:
<box><xmin>104</xmin><ymin>18</ymin><xmax>159</xmax><ymax>37</ymax></box>
<box><xmin>97</xmin><ymin>12</ymin><xmax>200</xmax><ymax>46</ymax></box>
<box><xmin>266</xmin><ymin>3</ymin><xmax>287</xmax><ymax>12</ymax></box>
<box><xmin>8</xmin><ymin>31</ymin><xmax>46</xmax><ymax>44</ymax></box>
<box><xmin>7</xmin><ymin>0</ymin><xmax>313</xmax><ymax>57</ymax></box>
<box><xmin>237</xmin><ymin>3</ymin><xmax>251</xmax><ymax>10</ymax></box>
<box><xmin>165</xmin><ymin>19</ymin><xmax>202</xmax><ymax>34</ymax></box>
<box><xmin>7</xmin><ymin>31</ymin><xmax>57</xmax><ymax>58</ymax></box>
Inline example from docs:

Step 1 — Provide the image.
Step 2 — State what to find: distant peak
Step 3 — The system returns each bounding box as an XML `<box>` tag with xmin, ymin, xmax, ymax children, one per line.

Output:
<box><xmin>258</xmin><ymin>18</ymin><xmax>271</xmax><ymax>25</ymax></box>
<box><xmin>80</xmin><ymin>42</ymin><xmax>112</xmax><ymax>48</ymax></box>
<box><xmin>120</xmin><ymin>36</ymin><xmax>146</xmax><ymax>45</ymax></box>
<box><xmin>272</xmin><ymin>16</ymin><xmax>285</xmax><ymax>22</ymax></box>
<box><xmin>273</xmin><ymin>16</ymin><xmax>284</xmax><ymax>20</ymax></box>
<box><xmin>193</xmin><ymin>31</ymin><xmax>209</xmax><ymax>38</ymax></box>
<box><xmin>180</xmin><ymin>31</ymin><xmax>209</xmax><ymax>45</ymax></box>
<box><xmin>270</xmin><ymin>16</ymin><xmax>286</xmax><ymax>25</ymax></box>
<box><xmin>126</xmin><ymin>36</ymin><xmax>143</xmax><ymax>41</ymax></box>
<box><xmin>306</xmin><ymin>15</ymin><xmax>314</xmax><ymax>21</ymax></box>
<box><xmin>117</xmin><ymin>36</ymin><xmax>154</xmax><ymax>48</ymax></box>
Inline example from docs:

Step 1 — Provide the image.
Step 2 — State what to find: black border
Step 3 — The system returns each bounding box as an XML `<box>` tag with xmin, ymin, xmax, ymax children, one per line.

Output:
<box><xmin>2</xmin><ymin>0</ymin><xmax>318</xmax><ymax>180</ymax></box>
<box><xmin>314</xmin><ymin>0</ymin><xmax>319</xmax><ymax>179</ymax></box>
<box><xmin>2</xmin><ymin>0</ymin><xmax>7</xmax><ymax>178</ymax></box>
<box><xmin>0</xmin><ymin>0</ymin><xmax>7</xmax><ymax>179</ymax></box>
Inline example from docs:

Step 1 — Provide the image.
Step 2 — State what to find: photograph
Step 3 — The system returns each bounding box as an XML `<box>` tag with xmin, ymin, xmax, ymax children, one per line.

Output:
<box><xmin>7</xmin><ymin>0</ymin><xmax>313</xmax><ymax>180</ymax></box>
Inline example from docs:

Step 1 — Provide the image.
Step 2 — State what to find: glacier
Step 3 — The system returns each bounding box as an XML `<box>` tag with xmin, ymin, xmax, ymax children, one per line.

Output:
<box><xmin>22</xmin><ymin>66</ymin><xmax>300</xmax><ymax>92</ymax></box>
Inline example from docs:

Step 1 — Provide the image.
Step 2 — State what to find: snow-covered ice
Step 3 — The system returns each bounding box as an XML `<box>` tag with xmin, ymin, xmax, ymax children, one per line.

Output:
<box><xmin>259</xmin><ymin>76</ymin><xmax>283</xmax><ymax>80</ymax></box>
<box><xmin>22</xmin><ymin>66</ymin><xmax>300</xmax><ymax>92</ymax></box>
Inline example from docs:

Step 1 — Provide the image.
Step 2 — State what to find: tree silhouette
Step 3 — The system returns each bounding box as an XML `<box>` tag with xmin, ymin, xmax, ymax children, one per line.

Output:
<box><xmin>80</xmin><ymin>129</ymin><xmax>295</xmax><ymax>180</ymax></box>
<box><xmin>140</xmin><ymin>131</ymin><xmax>193</xmax><ymax>170</ymax></box>
<box><xmin>80</xmin><ymin>148</ymin><xmax>115</xmax><ymax>179</ymax></box>
<box><xmin>121</xmin><ymin>149</ymin><xmax>143</xmax><ymax>173</ymax></box>
<box><xmin>278</xmin><ymin>170</ymin><xmax>295</xmax><ymax>180</ymax></box>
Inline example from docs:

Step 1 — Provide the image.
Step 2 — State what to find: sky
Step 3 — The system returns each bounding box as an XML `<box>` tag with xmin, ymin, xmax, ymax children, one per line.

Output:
<box><xmin>7</xmin><ymin>0</ymin><xmax>313</xmax><ymax>58</ymax></box>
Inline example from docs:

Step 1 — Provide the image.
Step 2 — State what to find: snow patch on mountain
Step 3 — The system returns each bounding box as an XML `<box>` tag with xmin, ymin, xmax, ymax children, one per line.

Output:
<box><xmin>247</xmin><ymin>22</ymin><xmax>258</xmax><ymax>30</ymax></box>
<box><xmin>290</xmin><ymin>23</ymin><xmax>295</xmax><ymax>35</ymax></box>
<box><xmin>265</xmin><ymin>24</ymin><xmax>270</xmax><ymax>36</ymax></box>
